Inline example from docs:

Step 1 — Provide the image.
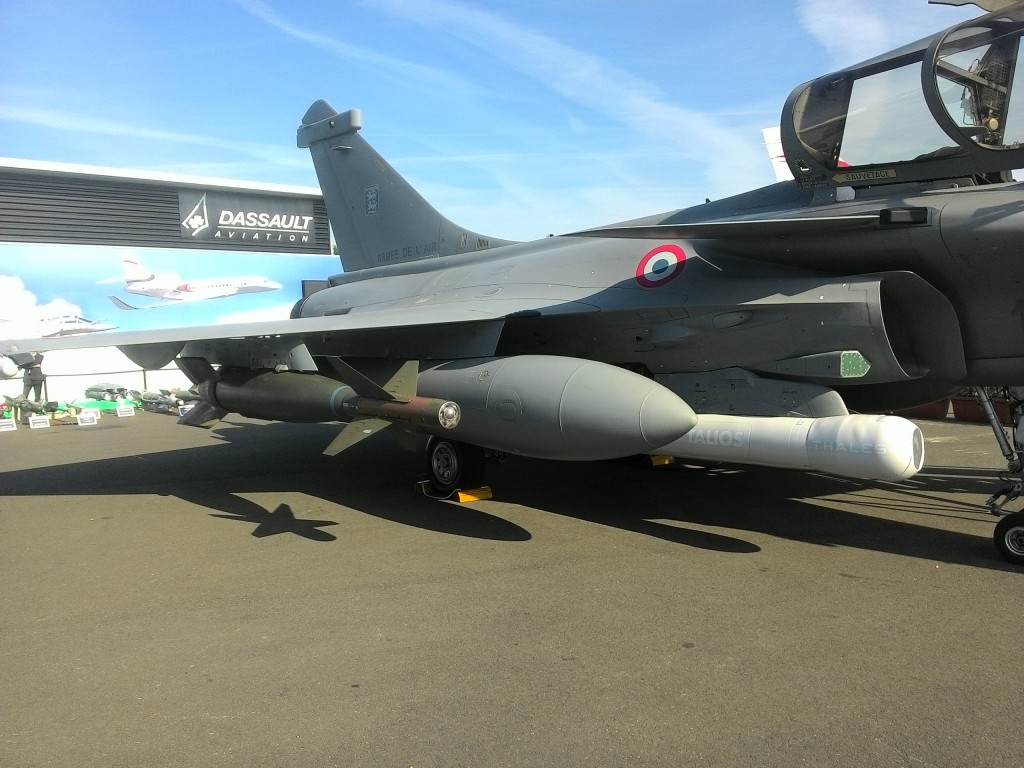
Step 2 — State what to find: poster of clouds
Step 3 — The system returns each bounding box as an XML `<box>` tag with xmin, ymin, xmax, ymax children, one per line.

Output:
<box><xmin>1</xmin><ymin>243</ymin><xmax>340</xmax><ymax>340</ymax></box>
<box><xmin>0</xmin><ymin>242</ymin><xmax>340</xmax><ymax>402</ymax></box>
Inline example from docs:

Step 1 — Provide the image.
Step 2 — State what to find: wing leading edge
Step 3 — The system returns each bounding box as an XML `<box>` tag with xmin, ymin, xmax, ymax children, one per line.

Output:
<box><xmin>0</xmin><ymin>295</ymin><xmax>605</xmax><ymax>370</ymax></box>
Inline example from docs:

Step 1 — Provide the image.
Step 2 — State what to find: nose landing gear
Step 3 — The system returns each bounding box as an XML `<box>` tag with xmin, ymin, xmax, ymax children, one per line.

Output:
<box><xmin>994</xmin><ymin>512</ymin><xmax>1024</xmax><ymax>564</ymax></box>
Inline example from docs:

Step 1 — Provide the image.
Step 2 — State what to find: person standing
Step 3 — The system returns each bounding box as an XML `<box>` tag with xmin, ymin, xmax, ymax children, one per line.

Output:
<box><xmin>21</xmin><ymin>353</ymin><xmax>45</xmax><ymax>401</ymax></box>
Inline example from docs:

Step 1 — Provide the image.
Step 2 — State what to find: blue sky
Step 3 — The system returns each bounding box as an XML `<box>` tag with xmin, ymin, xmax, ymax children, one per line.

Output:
<box><xmin>0</xmin><ymin>1</ymin><xmax>982</xmax><ymax>331</ymax></box>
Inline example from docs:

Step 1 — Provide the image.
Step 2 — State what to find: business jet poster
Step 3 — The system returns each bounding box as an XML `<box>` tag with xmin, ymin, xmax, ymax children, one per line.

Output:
<box><xmin>0</xmin><ymin>242</ymin><xmax>341</xmax><ymax>337</ymax></box>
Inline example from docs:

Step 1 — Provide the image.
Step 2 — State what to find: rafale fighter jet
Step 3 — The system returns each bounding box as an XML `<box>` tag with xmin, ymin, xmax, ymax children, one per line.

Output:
<box><xmin>4</xmin><ymin>1</ymin><xmax>1024</xmax><ymax>561</ymax></box>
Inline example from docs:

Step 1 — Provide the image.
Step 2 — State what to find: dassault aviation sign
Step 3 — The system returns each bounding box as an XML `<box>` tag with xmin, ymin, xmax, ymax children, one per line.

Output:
<box><xmin>179</xmin><ymin>190</ymin><xmax>316</xmax><ymax>247</ymax></box>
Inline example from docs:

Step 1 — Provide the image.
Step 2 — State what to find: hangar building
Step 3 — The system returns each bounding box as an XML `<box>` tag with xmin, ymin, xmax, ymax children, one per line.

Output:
<box><xmin>0</xmin><ymin>157</ymin><xmax>332</xmax><ymax>403</ymax></box>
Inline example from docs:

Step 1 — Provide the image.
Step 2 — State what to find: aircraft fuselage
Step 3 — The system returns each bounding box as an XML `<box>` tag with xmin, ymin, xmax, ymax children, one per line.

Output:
<box><xmin>294</xmin><ymin>178</ymin><xmax>1024</xmax><ymax>410</ymax></box>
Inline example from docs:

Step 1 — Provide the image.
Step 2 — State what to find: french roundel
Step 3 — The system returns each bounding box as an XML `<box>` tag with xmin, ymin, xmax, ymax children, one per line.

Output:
<box><xmin>635</xmin><ymin>244</ymin><xmax>686</xmax><ymax>288</ymax></box>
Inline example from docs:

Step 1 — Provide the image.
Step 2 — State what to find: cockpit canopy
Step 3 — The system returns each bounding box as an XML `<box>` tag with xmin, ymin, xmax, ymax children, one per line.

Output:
<box><xmin>781</xmin><ymin>3</ymin><xmax>1024</xmax><ymax>187</ymax></box>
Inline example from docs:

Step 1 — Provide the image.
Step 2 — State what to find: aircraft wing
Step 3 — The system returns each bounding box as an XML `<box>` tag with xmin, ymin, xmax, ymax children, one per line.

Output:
<box><xmin>0</xmin><ymin>299</ymin><xmax>598</xmax><ymax>371</ymax></box>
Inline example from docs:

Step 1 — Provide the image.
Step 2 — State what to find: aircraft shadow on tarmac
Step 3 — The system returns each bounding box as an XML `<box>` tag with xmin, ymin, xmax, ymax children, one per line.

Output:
<box><xmin>489</xmin><ymin>455</ymin><xmax>1014</xmax><ymax>567</ymax></box>
<box><xmin>207</xmin><ymin>500</ymin><xmax>341</xmax><ymax>542</ymax></box>
<box><xmin>0</xmin><ymin>420</ymin><xmax>533</xmax><ymax>544</ymax></box>
<box><xmin>0</xmin><ymin>419</ymin><xmax>1016</xmax><ymax>569</ymax></box>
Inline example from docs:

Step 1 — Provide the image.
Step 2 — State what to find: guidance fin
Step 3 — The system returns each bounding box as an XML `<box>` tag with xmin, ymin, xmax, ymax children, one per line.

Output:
<box><xmin>324</xmin><ymin>418</ymin><xmax>391</xmax><ymax>456</ymax></box>
<box><xmin>177</xmin><ymin>400</ymin><xmax>227</xmax><ymax>429</ymax></box>
<box><xmin>174</xmin><ymin>357</ymin><xmax>227</xmax><ymax>427</ymax></box>
<box><xmin>325</xmin><ymin>358</ymin><xmax>420</xmax><ymax>401</ymax></box>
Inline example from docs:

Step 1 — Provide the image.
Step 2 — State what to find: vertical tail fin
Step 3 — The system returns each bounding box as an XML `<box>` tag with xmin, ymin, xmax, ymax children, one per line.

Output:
<box><xmin>297</xmin><ymin>101</ymin><xmax>515</xmax><ymax>272</ymax></box>
<box><xmin>121</xmin><ymin>256</ymin><xmax>155</xmax><ymax>285</ymax></box>
<box><xmin>762</xmin><ymin>125</ymin><xmax>848</xmax><ymax>183</ymax></box>
<box><xmin>762</xmin><ymin>127</ymin><xmax>793</xmax><ymax>183</ymax></box>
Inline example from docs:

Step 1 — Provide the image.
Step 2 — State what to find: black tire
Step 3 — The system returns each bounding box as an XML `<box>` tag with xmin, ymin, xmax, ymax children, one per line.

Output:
<box><xmin>425</xmin><ymin>437</ymin><xmax>485</xmax><ymax>496</ymax></box>
<box><xmin>994</xmin><ymin>510</ymin><xmax>1024</xmax><ymax>565</ymax></box>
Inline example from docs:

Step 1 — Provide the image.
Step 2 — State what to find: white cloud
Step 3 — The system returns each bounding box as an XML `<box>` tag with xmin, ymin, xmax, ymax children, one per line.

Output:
<box><xmin>798</xmin><ymin>0</ymin><xmax>979</xmax><ymax>71</ymax></box>
<box><xmin>0</xmin><ymin>103</ymin><xmax>307</xmax><ymax>173</ymax></box>
<box><xmin>367</xmin><ymin>0</ymin><xmax>764</xmax><ymax>200</ymax></box>
<box><xmin>228</xmin><ymin>0</ymin><xmax>482</xmax><ymax>97</ymax></box>
<box><xmin>0</xmin><ymin>274</ymin><xmax>85</xmax><ymax>342</ymax></box>
<box><xmin>0</xmin><ymin>274</ymin><xmax>82</xmax><ymax>323</ymax></box>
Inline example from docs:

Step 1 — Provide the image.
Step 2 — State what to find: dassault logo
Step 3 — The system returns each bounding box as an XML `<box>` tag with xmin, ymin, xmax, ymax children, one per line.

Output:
<box><xmin>179</xmin><ymin>190</ymin><xmax>317</xmax><ymax>246</ymax></box>
<box><xmin>218</xmin><ymin>211</ymin><xmax>314</xmax><ymax>231</ymax></box>
<box><xmin>181</xmin><ymin>193</ymin><xmax>210</xmax><ymax>237</ymax></box>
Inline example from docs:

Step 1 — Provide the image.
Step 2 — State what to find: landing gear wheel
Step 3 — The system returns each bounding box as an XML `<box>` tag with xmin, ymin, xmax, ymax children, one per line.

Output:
<box><xmin>994</xmin><ymin>510</ymin><xmax>1024</xmax><ymax>565</ymax></box>
<box><xmin>425</xmin><ymin>437</ymin><xmax>486</xmax><ymax>496</ymax></box>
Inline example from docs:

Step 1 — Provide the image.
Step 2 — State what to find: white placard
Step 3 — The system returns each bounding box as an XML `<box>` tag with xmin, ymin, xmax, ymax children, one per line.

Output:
<box><xmin>79</xmin><ymin>408</ymin><xmax>101</xmax><ymax>420</ymax></box>
<box><xmin>177</xmin><ymin>403</ymin><xmax>195</xmax><ymax>417</ymax></box>
<box><xmin>77</xmin><ymin>412</ymin><xmax>99</xmax><ymax>427</ymax></box>
<box><xmin>28</xmin><ymin>415</ymin><xmax>51</xmax><ymax>429</ymax></box>
<box><xmin>0</xmin><ymin>418</ymin><xmax>16</xmax><ymax>432</ymax></box>
<box><xmin>115</xmin><ymin>405</ymin><xmax>136</xmax><ymax>418</ymax></box>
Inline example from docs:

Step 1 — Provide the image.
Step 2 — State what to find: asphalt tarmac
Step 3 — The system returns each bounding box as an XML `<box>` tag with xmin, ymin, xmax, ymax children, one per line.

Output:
<box><xmin>1</xmin><ymin>411</ymin><xmax>1021</xmax><ymax>768</ymax></box>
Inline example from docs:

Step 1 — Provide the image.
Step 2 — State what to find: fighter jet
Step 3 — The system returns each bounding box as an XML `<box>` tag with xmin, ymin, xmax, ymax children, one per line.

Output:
<box><xmin>5</xmin><ymin>1</ymin><xmax>1024</xmax><ymax>561</ymax></box>
<box><xmin>0</xmin><ymin>314</ymin><xmax>116</xmax><ymax>339</ymax></box>
<box><xmin>107</xmin><ymin>256</ymin><xmax>282</xmax><ymax>309</ymax></box>
<box><xmin>42</xmin><ymin>315</ymin><xmax>118</xmax><ymax>336</ymax></box>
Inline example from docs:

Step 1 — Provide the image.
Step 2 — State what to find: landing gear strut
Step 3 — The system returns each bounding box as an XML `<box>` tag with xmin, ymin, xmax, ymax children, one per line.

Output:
<box><xmin>974</xmin><ymin>386</ymin><xmax>1024</xmax><ymax>564</ymax></box>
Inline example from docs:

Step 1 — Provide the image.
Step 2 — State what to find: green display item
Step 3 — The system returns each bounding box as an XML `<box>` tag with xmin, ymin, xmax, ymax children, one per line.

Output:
<box><xmin>72</xmin><ymin>399</ymin><xmax>139</xmax><ymax>412</ymax></box>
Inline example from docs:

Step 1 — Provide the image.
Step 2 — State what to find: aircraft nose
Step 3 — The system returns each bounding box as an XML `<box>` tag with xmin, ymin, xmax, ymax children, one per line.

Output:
<box><xmin>639</xmin><ymin>387</ymin><xmax>698</xmax><ymax>449</ymax></box>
